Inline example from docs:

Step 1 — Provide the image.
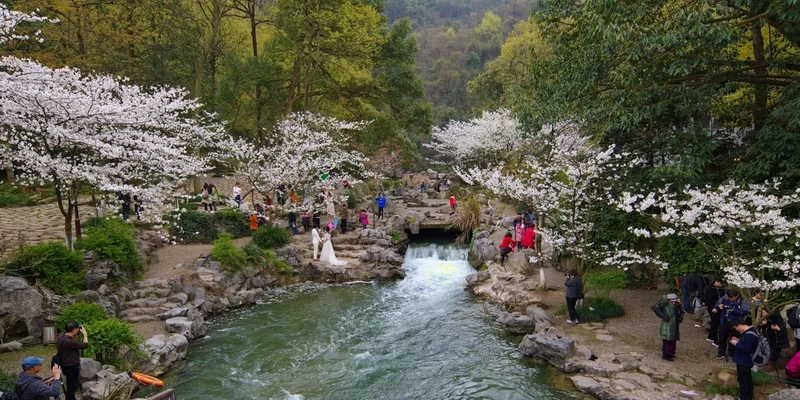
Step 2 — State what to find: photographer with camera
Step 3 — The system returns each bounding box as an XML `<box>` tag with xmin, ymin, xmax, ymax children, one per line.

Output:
<box><xmin>712</xmin><ymin>289</ymin><xmax>749</xmax><ymax>359</ymax></box>
<box><xmin>565</xmin><ymin>269</ymin><xmax>583</xmax><ymax>325</ymax></box>
<box><xmin>55</xmin><ymin>322</ymin><xmax>88</xmax><ymax>400</ymax></box>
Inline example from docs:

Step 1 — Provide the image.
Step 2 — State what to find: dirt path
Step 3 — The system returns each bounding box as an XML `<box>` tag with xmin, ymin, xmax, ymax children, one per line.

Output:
<box><xmin>539</xmin><ymin>286</ymin><xmax>793</xmax><ymax>396</ymax></box>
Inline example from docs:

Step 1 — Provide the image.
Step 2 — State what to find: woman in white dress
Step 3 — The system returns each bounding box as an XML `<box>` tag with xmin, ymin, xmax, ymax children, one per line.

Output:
<box><xmin>320</xmin><ymin>227</ymin><xmax>347</xmax><ymax>266</ymax></box>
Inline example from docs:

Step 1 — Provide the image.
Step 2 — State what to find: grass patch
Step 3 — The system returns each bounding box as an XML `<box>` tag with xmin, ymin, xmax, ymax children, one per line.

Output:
<box><xmin>705</xmin><ymin>383</ymin><xmax>739</xmax><ymax>396</ymax></box>
<box><xmin>0</xmin><ymin>369</ymin><xmax>15</xmax><ymax>393</ymax></box>
<box><xmin>752</xmin><ymin>370</ymin><xmax>773</xmax><ymax>386</ymax></box>
<box><xmin>0</xmin><ymin>344</ymin><xmax>51</xmax><ymax>376</ymax></box>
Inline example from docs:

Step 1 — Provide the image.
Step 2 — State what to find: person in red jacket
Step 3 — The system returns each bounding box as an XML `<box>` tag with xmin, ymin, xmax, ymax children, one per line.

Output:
<box><xmin>521</xmin><ymin>224</ymin><xmax>536</xmax><ymax>249</ymax></box>
<box><xmin>449</xmin><ymin>196</ymin><xmax>457</xmax><ymax>215</ymax></box>
<box><xmin>498</xmin><ymin>232</ymin><xmax>516</xmax><ymax>265</ymax></box>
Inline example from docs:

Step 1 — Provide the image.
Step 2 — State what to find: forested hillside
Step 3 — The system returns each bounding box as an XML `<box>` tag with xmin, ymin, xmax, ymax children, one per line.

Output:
<box><xmin>4</xmin><ymin>0</ymin><xmax>432</xmax><ymax>163</ymax></box>
<box><xmin>385</xmin><ymin>0</ymin><xmax>533</xmax><ymax>124</ymax></box>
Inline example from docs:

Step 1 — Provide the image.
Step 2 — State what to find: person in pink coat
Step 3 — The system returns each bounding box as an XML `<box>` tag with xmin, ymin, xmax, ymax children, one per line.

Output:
<box><xmin>515</xmin><ymin>222</ymin><xmax>525</xmax><ymax>249</ymax></box>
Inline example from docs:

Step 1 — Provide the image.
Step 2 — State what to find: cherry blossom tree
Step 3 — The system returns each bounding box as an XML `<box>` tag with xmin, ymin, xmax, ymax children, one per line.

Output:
<box><xmin>0</xmin><ymin>57</ymin><xmax>225</xmax><ymax>247</ymax></box>
<box><xmin>616</xmin><ymin>180</ymin><xmax>800</xmax><ymax>316</ymax></box>
<box><xmin>426</xmin><ymin>109</ymin><xmax>522</xmax><ymax>166</ymax></box>
<box><xmin>224</xmin><ymin>112</ymin><xmax>367</xmax><ymax>212</ymax></box>
<box><xmin>0</xmin><ymin>3</ymin><xmax>56</xmax><ymax>45</ymax></box>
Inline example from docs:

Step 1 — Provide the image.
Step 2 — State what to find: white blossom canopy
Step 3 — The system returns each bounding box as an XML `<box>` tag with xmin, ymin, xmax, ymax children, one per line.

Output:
<box><xmin>0</xmin><ymin>3</ymin><xmax>56</xmax><ymax>44</ymax></box>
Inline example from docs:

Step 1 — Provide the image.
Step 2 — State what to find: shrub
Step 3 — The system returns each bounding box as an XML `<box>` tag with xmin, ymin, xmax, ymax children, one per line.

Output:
<box><xmin>55</xmin><ymin>302</ymin><xmax>109</xmax><ymax>333</ymax></box>
<box><xmin>3</xmin><ymin>242</ymin><xmax>84</xmax><ymax>294</ymax></box>
<box><xmin>169</xmin><ymin>211</ymin><xmax>218</xmax><ymax>244</ymax></box>
<box><xmin>76</xmin><ymin>218</ymin><xmax>143</xmax><ymax>278</ymax></box>
<box><xmin>210</xmin><ymin>234</ymin><xmax>248</xmax><ymax>271</ymax></box>
<box><xmin>0</xmin><ymin>185</ymin><xmax>36</xmax><ymax>208</ymax></box>
<box><xmin>657</xmin><ymin>236</ymin><xmax>716</xmax><ymax>278</ymax></box>
<box><xmin>263</xmin><ymin>249</ymin><xmax>294</xmax><ymax>274</ymax></box>
<box><xmin>449</xmin><ymin>196</ymin><xmax>481</xmax><ymax>243</ymax></box>
<box><xmin>584</xmin><ymin>270</ymin><xmax>628</xmax><ymax>298</ymax></box>
<box><xmin>86</xmin><ymin>318</ymin><xmax>139</xmax><ymax>366</ymax></box>
<box><xmin>574</xmin><ymin>297</ymin><xmax>624</xmax><ymax>322</ymax></box>
<box><xmin>252</xmin><ymin>226</ymin><xmax>291</xmax><ymax>249</ymax></box>
<box><xmin>346</xmin><ymin>190</ymin><xmax>358</xmax><ymax>209</ymax></box>
<box><xmin>213</xmin><ymin>208</ymin><xmax>251</xmax><ymax>238</ymax></box>
<box><xmin>242</xmin><ymin>241</ymin><xmax>262</xmax><ymax>261</ymax></box>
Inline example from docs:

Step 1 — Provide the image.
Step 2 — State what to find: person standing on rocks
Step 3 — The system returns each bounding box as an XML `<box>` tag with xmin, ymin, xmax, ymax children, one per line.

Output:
<box><xmin>15</xmin><ymin>356</ymin><xmax>62</xmax><ymax>399</ymax></box>
<box><xmin>359</xmin><ymin>209</ymin><xmax>369</xmax><ymax>229</ymax></box>
<box><xmin>376</xmin><ymin>193</ymin><xmax>386</xmax><ymax>219</ymax></box>
<box><xmin>651</xmin><ymin>293</ymin><xmax>684</xmax><ymax>361</ymax></box>
<box><xmin>340</xmin><ymin>206</ymin><xmax>349</xmax><ymax>234</ymax></box>
<box><xmin>498</xmin><ymin>232</ymin><xmax>515</xmax><ymax>266</ymax></box>
<box><xmin>56</xmin><ymin>323</ymin><xmax>88</xmax><ymax>400</ymax></box>
<box><xmin>565</xmin><ymin>269</ymin><xmax>582</xmax><ymax>325</ymax></box>
<box><xmin>232</xmin><ymin>182</ymin><xmax>242</xmax><ymax>208</ymax></box>
<box><xmin>301</xmin><ymin>210</ymin><xmax>312</xmax><ymax>233</ymax></box>
<box><xmin>311</xmin><ymin>225</ymin><xmax>321</xmax><ymax>261</ymax></box>
<box><xmin>729</xmin><ymin>319</ymin><xmax>758</xmax><ymax>400</ymax></box>
<box><xmin>521</xmin><ymin>223</ymin><xmax>536</xmax><ymax>250</ymax></box>
<box><xmin>514</xmin><ymin>219</ymin><xmax>525</xmax><ymax>250</ymax></box>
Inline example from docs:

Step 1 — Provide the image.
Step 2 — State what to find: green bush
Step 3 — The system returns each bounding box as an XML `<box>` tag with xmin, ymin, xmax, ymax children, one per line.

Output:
<box><xmin>242</xmin><ymin>241</ymin><xmax>262</xmax><ymax>261</ymax></box>
<box><xmin>3</xmin><ymin>242</ymin><xmax>84</xmax><ymax>294</ymax></box>
<box><xmin>346</xmin><ymin>190</ymin><xmax>358</xmax><ymax>209</ymax></box>
<box><xmin>252</xmin><ymin>226</ymin><xmax>291</xmax><ymax>249</ymax></box>
<box><xmin>55</xmin><ymin>302</ymin><xmax>108</xmax><ymax>333</ymax></box>
<box><xmin>657</xmin><ymin>236</ymin><xmax>716</xmax><ymax>278</ymax></box>
<box><xmin>169</xmin><ymin>211</ymin><xmax>219</xmax><ymax>244</ymax></box>
<box><xmin>576</xmin><ymin>297</ymin><xmax>624</xmax><ymax>322</ymax></box>
<box><xmin>213</xmin><ymin>208</ymin><xmax>251</xmax><ymax>238</ymax></box>
<box><xmin>86</xmin><ymin>318</ymin><xmax>139</xmax><ymax>366</ymax></box>
<box><xmin>210</xmin><ymin>234</ymin><xmax>248</xmax><ymax>271</ymax></box>
<box><xmin>584</xmin><ymin>270</ymin><xmax>628</xmax><ymax>298</ymax></box>
<box><xmin>0</xmin><ymin>185</ymin><xmax>36</xmax><ymax>208</ymax></box>
<box><xmin>76</xmin><ymin>218</ymin><xmax>143</xmax><ymax>278</ymax></box>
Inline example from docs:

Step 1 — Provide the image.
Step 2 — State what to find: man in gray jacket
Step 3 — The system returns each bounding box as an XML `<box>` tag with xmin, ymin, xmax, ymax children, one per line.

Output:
<box><xmin>15</xmin><ymin>356</ymin><xmax>62</xmax><ymax>400</ymax></box>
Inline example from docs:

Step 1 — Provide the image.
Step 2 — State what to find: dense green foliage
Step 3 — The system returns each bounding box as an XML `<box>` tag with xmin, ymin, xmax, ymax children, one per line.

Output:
<box><xmin>169</xmin><ymin>211</ymin><xmax>220</xmax><ymax>244</ymax></box>
<box><xmin>213</xmin><ymin>209</ymin><xmax>251</xmax><ymax>238</ymax></box>
<box><xmin>0</xmin><ymin>185</ymin><xmax>36</xmax><ymax>208</ymax></box>
<box><xmin>0</xmin><ymin>370</ymin><xmax>15</xmax><ymax>393</ymax></box>
<box><xmin>2</xmin><ymin>242</ymin><xmax>84</xmax><ymax>295</ymax></box>
<box><xmin>556</xmin><ymin>296</ymin><xmax>625</xmax><ymax>322</ymax></box>
<box><xmin>657</xmin><ymin>237</ymin><xmax>717</xmax><ymax>279</ymax></box>
<box><xmin>85</xmin><ymin>318</ymin><xmax>139</xmax><ymax>366</ymax></box>
<box><xmin>262</xmin><ymin>249</ymin><xmax>293</xmax><ymax>274</ymax></box>
<box><xmin>211</xmin><ymin>234</ymin><xmax>249</xmax><ymax>271</ymax></box>
<box><xmin>55</xmin><ymin>302</ymin><xmax>108</xmax><ymax>334</ymax></box>
<box><xmin>76</xmin><ymin>218</ymin><xmax>143</xmax><ymax>278</ymax></box>
<box><xmin>252</xmin><ymin>226</ymin><xmax>291</xmax><ymax>249</ymax></box>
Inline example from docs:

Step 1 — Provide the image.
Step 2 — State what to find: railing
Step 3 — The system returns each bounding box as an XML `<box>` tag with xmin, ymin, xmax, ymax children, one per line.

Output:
<box><xmin>146</xmin><ymin>389</ymin><xmax>177</xmax><ymax>400</ymax></box>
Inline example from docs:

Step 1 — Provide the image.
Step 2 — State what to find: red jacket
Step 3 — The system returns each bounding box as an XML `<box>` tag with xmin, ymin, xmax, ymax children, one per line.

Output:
<box><xmin>499</xmin><ymin>236</ymin><xmax>516</xmax><ymax>249</ymax></box>
<box><xmin>449</xmin><ymin>197</ymin><xmax>456</xmax><ymax>207</ymax></box>
<box><xmin>521</xmin><ymin>227</ymin><xmax>536</xmax><ymax>248</ymax></box>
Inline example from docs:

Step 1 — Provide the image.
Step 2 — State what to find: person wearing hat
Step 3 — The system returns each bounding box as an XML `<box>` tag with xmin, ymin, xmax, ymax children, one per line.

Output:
<box><xmin>651</xmin><ymin>293</ymin><xmax>684</xmax><ymax>360</ymax></box>
<box><xmin>14</xmin><ymin>356</ymin><xmax>62</xmax><ymax>399</ymax></box>
<box><xmin>729</xmin><ymin>318</ymin><xmax>758</xmax><ymax>400</ymax></box>
<box><xmin>703</xmin><ymin>276</ymin><xmax>726</xmax><ymax>345</ymax></box>
<box><xmin>713</xmin><ymin>288</ymin><xmax>750</xmax><ymax>359</ymax></box>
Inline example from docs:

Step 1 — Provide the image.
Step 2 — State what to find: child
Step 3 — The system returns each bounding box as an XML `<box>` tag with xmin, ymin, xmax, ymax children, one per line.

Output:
<box><xmin>449</xmin><ymin>195</ymin><xmax>457</xmax><ymax>214</ymax></box>
<box><xmin>359</xmin><ymin>209</ymin><xmax>369</xmax><ymax>229</ymax></box>
<box><xmin>498</xmin><ymin>232</ymin><xmax>515</xmax><ymax>265</ymax></box>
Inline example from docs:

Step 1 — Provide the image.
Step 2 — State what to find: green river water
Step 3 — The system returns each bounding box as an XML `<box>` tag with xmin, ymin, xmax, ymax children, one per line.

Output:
<box><xmin>155</xmin><ymin>244</ymin><xmax>575</xmax><ymax>399</ymax></box>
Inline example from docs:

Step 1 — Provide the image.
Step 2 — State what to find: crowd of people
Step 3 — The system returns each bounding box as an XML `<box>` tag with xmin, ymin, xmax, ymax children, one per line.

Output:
<box><xmin>648</xmin><ymin>274</ymin><xmax>800</xmax><ymax>400</ymax></box>
<box><xmin>497</xmin><ymin>213</ymin><xmax>538</xmax><ymax>266</ymax></box>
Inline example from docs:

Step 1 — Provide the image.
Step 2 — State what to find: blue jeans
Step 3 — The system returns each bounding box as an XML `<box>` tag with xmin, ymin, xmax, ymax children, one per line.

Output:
<box><xmin>680</xmin><ymin>286</ymin><xmax>692</xmax><ymax>312</ymax></box>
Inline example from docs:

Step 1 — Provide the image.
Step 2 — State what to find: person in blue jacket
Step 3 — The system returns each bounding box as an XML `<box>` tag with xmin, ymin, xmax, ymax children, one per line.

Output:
<box><xmin>713</xmin><ymin>288</ymin><xmax>750</xmax><ymax>358</ymax></box>
<box><xmin>15</xmin><ymin>356</ymin><xmax>62</xmax><ymax>400</ymax></box>
<box><xmin>375</xmin><ymin>193</ymin><xmax>386</xmax><ymax>219</ymax></box>
<box><xmin>729</xmin><ymin>319</ymin><xmax>758</xmax><ymax>400</ymax></box>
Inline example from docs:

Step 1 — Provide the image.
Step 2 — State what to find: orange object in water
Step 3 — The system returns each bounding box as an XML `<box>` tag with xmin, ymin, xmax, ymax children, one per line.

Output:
<box><xmin>130</xmin><ymin>371</ymin><xmax>164</xmax><ymax>387</ymax></box>
<box><xmin>250</xmin><ymin>214</ymin><xmax>258</xmax><ymax>230</ymax></box>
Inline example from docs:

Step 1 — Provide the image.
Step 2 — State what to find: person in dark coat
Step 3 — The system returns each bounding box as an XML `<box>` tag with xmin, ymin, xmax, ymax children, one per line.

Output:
<box><xmin>15</xmin><ymin>356</ymin><xmax>62</xmax><ymax>400</ymax></box>
<box><xmin>652</xmin><ymin>294</ymin><xmax>684</xmax><ymax>360</ymax></box>
<box><xmin>679</xmin><ymin>274</ymin><xmax>705</xmax><ymax>313</ymax></box>
<box><xmin>759</xmin><ymin>307</ymin><xmax>790</xmax><ymax>371</ymax></box>
<box><xmin>703</xmin><ymin>276</ymin><xmax>725</xmax><ymax>344</ymax></box>
<box><xmin>730</xmin><ymin>319</ymin><xmax>758</xmax><ymax>400</ymax></box>
<box><xmin>565</xmin><ymin>269</ymin><xmax>582</xmax><ymax>325</ymax></box>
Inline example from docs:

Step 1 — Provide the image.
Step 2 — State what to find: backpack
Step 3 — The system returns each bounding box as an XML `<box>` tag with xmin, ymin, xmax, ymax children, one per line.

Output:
<box><xmin>0</xmin><ymin>392</ymin><xmax>19</xmax><ymax>400</ymax></box>
<box><xmin>201</xmin><ymin>189</ymin><xmax>209</xmax><ymax>200</ymax></box>
<box><xmin>787</xmin><ymin>306</ymin><xmax>800</xmax><ymax>329</ymax></box>
<box><xmin>745</xmin><ymin>331</ymin><xmax>772</xmax><ymax>367</ymax></box>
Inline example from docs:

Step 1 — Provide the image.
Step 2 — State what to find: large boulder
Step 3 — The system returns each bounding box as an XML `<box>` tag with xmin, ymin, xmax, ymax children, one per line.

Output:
<box><xmin>81</xmin><ymin>368</ymin><xmax>136</xmax><ymax>400</ymax></box>
<box><xmin>0</xmin><ymin>277</ymin><xmax>44</xmax><ymax>340</ymax></box>
<box><xmin>138</xmin><ymin>334</ymin><xmax>189</xmax><ymax>376</ymax></box>
<box><xmin>0</xmin><ymin>341</ymin><xmax>23</xmax><ymax>353</ymax></box>
<box><xmin>84</xmin><ymin>261</ymin><xmax>122</xmax><ymax>290</ymax></box>
<box><xmin>504</xmin><ymin>249</ymin><xmax>537</xmax><ymax>275</ymax></box>
<box><xmin>519</xmin><ymin>328</ymin><xmax>576</xmax><ymax>369</ymax></box>
<box><xmin>768</xmin><ymin>389</ymin><xmax>800</xmax><ymax>400</ymax></box>
<box><xmin>79</xmin><ymin>357</ymin><xmax>102</xmax><ymax>384</ymax></box>
<box><xmin>526</xmin><ymin>306</ymin><xmax>553</xmax><ymax>332</ymax></box>
<box><xmin>495</xmin><ymin>311</ymin><xmax>534</xmax><ymax>334</ymax></box>
<box><xmin>469</xmin><ymin>238</ymin><xmax>497</xmax><ymax>268</ymax></box>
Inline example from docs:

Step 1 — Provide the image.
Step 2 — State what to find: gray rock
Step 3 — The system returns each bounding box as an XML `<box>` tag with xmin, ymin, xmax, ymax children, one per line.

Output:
<box><xmin>526</xmin><ymin>306</ymin><xmax>553</xmax><ymax>332</ymax></box>
<box><xmin>768</xmin><ymin>389</ymin><xmax>800</xmax><ymax>400</ymax></box>
<box><xmin>466</xmin><ymin>271</ymin><xmax>491</xmax><ymax>286</ymax></box>
<box><xmin>81</xmin><ymin>369</ymin><xmax>136</xmax><ymax>400</ymax></box>
<box><xmin>495</xmin><ymin>312</ymin><xmax>534</xmax><ymax>334</ymax></box>
<box><xmin>79</xmin><ymin>357</ymin><xmax>101</xmax><ymax>384</ymax></box>
<box><xmin>165</xmin><ymin>317</ymin><xmax>193</xmax><ymax>338</ymax></box>
<box><xmin>0</xmin><ymin>341</ymin><xmax>23</xmax><ymax>353</ymax></box>
<box><xmin>519</xmin><ymin>328</ymin><xmax>576</xmax><ymax>369</ymax></box>
<box><xmin>474</xmin><ymin>230</ymin><xmax>489</xmax><ymax>240</ymax></box>
<box><xmin>138</xmin><ymin>334</ymin><xmax>189</xmax><ymax>376</ymax></box>
<box><xmin>0</xmin><ymin>277</ymin><xmax>44</xmax><ymax>340</ymax></box>
<box><xmin>167</xmin><ymin>292</ymin><xmax>188</xmax><ymax>305</ymax></box>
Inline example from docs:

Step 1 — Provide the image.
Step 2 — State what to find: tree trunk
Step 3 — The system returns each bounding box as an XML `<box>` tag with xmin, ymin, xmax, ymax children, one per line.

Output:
<box><xmin>751</xmin><ymin>19</ymin><xmax>769</xmax><ymax>131</ymax></box>
<box><xmin>64</xmin><ymin>201</ymin><xmax>74</xmax><ymax>250</ymax></box>
<box><xmin>4</xmin><ymin>166</ymin><xmax>13</xmax><ymax>184</ymax></box>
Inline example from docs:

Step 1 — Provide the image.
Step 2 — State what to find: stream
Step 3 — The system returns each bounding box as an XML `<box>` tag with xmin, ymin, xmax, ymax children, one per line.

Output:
<box><xmin>155</xmin><ymin>244</ymin><xmax>574</xmax><ymax>399</ymax></box>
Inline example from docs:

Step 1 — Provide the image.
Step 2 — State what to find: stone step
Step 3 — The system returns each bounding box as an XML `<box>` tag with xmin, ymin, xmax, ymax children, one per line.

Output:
<box><xmin>131</xmin><ymin>287</ymin><xmax>172</xmax><ymax>299</ymax></box>
<box><xmin>125</xmin><ymin>297</ymin><xmax>167</xmax><ymax>309</ymax></box>
<box><xmin>122</xmin><ymin>315</ymin><xmax>157</xmax><ymax>323</ymax></box>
